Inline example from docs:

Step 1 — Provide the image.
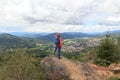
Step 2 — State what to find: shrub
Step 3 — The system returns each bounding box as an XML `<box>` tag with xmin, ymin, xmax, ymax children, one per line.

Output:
<box><xmin>94</xmin><ymin>58</ymin><xmax>111</xmax><ymax>66</ymax></box>
<box><xmin>0</xmin><ymin>50</ymin><xmax>47</xmax><ymax>80</ymax></box>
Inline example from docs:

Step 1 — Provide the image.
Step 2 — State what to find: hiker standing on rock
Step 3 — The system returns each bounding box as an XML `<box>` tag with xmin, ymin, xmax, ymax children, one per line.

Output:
<box><xmin>54</xmin><ymin>33</ymin><xmax>62</xmax><ymax>59</ymax></box>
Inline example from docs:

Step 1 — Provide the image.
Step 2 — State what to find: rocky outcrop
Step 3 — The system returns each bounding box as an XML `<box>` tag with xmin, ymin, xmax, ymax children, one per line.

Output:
<box><xmin>42</xmin><ymin>56</ymin><xmax>100</xmax><ymax>80</ymax></box>
<box><xmin>41</xmin><ymin>56</ymin><xmax>120</xmax><ymax>80</ymax></box>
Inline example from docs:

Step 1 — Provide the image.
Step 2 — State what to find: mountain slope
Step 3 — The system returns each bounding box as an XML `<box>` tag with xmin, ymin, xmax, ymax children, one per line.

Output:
<box><xmin>0</xmin><ymin>34</ymin><xmax>24</xmax><ymax>48</ymax></box>
<box><xmin>41</xmin><ymin>56</ymin><xmax>117</xmax><ymax>80</ymax></box>
<box><xmin>0</xmin><ymin>34</ymin><xmax>35</xmax><ymax>50</ymax></box>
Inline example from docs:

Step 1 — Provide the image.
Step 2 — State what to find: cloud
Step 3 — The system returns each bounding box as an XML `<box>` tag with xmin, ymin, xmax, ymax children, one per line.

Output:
<box><xmin>0</xmin><ymin>0</ymin><xmax>120</xmax><ymax>32</ymax></box>
<box><xmin>99</xmin><ymin>13</ymin><xmax>120</xmax><ymax>26</ymax></box>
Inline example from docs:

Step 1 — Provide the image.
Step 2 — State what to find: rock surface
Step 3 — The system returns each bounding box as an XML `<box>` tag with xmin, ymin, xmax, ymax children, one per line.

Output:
<box><xmin>108</xmin><ymin>63</ymin><xmax>120</xmax><ymax>78</ymax></box>
<box><xmin>41</xmin><ymin>56</ymin><xmax>120</xmax><ymax>80</ymax></box>
<box><xmin>41</xmin><ymin>56</ymin><xmax>70</xmax><ymax>80</ymax></box>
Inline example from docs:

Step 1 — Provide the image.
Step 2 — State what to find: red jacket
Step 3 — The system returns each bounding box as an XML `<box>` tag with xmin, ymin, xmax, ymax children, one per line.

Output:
<box><xmin>57</xmin><ymin>37</ymin><xmax>62</xmax><ymax>48</ymax></box>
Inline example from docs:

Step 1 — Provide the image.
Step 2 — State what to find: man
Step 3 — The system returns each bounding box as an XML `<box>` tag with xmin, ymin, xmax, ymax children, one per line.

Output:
<box><xmin>54</xmin><ymin>33</ymin><xmax>62</xmax><ymax>59</ymax></box>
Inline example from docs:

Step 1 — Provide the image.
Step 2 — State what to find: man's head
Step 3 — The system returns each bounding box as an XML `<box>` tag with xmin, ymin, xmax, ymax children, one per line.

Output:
<box><xmin>56</xmin><ymin>33</ymin><xmax>60</xmax><ymax>37</ymax></box>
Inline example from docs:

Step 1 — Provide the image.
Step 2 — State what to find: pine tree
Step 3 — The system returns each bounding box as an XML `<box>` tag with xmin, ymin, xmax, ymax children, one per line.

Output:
<box><xmin>95</xmin><ymin>34</ymin><xmax>119</xmax><ymax>66</ymax></box>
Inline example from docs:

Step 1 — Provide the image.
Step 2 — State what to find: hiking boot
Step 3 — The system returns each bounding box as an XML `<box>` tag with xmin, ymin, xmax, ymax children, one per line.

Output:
<box><xmin>58</xmin><ymin>57</ymin><xmax>61</xmax><ymax>59</ymax></box>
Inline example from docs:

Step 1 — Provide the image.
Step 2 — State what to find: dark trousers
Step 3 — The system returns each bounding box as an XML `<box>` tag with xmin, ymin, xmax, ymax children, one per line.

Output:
<box><xmin>54</xmin><ymin>46</ymin><xmax>61</xmax><ymax>59</ymax></box>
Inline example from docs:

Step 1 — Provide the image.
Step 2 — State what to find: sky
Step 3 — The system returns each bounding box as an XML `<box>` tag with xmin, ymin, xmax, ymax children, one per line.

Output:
<box><xmin>0</xmin><ymin>0</ymin><xmax>120</xmax><ymax>33</ymax></box>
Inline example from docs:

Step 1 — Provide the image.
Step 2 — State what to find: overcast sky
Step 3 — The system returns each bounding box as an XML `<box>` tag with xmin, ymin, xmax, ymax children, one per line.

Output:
<box><xmin>0</xmin><ymin>0</ymin><xmax>120</xmax><ymax>33</ymax></box>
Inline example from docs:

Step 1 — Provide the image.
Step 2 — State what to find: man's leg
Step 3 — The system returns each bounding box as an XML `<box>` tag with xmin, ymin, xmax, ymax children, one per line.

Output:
<box><xmin>58</xmin><ymin>46</ymin><xmax>61</xmax><ymax>59</ymax></box>
<box><xmin>53</xmin><ymin>46</ymin><xmax>57</xmax><ymax>55</ymax></box>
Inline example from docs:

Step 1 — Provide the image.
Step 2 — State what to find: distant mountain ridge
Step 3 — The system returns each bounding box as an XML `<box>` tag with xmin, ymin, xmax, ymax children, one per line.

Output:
<box><xmin>40</xmin><ymin>30</ymin><xmax>120</xmax><ymax>41</ymax></box>
<box><xmin>92</xmin><ymin>30</ymin><xmax>120</xmax><ymax>35</ymax></box>
<box><xmin>10</xmin><ymin>32</ymin><xmax>50</xmax><ymax>37</ymax></box>
<box><xmin>0</xmin><ymin>30</ymin><xmax>119</xmax><ymax>42</ymax></box>
<box><xmin>106</xmin><ymin>30</ymin><xmax>120</xmax><ymax>33</ymax></box>
<box><xmin>39</xmin><ymin>32</ymin><xmax>92</xmax><ymax>41</ymax></box>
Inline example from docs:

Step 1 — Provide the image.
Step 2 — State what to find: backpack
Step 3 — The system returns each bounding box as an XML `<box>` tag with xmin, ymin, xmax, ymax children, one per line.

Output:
<box><xmin>55</xmin><ymin>37</ymin><xmax>60</xmax><ymax>45</ymax></box>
